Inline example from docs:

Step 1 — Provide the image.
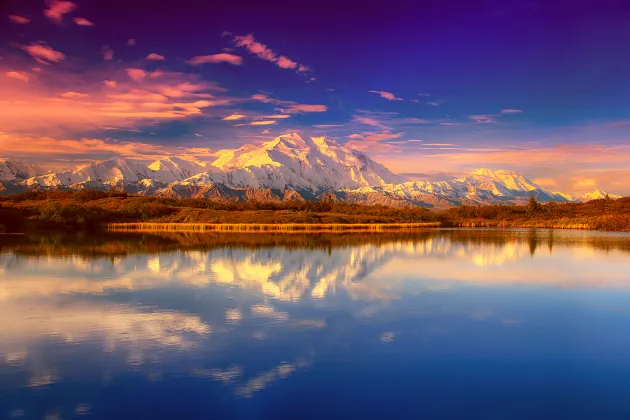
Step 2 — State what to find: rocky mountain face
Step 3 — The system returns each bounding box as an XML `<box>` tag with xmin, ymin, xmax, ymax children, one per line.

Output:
<box><xmin>0</xmin><ymin>133</ymin><xmax>621</xmax><ymax>207</ymax></box>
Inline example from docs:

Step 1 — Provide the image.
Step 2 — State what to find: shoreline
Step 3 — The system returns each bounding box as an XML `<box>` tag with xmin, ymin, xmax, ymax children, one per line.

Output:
<box><xmin>106</xmin><ymin>222</ymin><xmax>442</xmax><ymax>232</ymax></box>
<box><xmin>104</xmin><ymin>221</ymin><xmax>630</xmax><ymax>233</ymax></box>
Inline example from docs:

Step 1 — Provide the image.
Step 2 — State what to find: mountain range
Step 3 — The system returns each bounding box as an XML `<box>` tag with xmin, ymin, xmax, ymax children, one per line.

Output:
<box><xmin>0</xmin><ymin>133</ymin><xmax>620</xmax><ymax>207</ymax></box>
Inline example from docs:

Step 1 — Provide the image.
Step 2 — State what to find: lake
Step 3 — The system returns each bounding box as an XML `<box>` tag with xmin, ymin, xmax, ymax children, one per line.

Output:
<box><xmin>1</xmin><ymin>229</ymin><xmax>630</xmax><ymax>419</ymax></box>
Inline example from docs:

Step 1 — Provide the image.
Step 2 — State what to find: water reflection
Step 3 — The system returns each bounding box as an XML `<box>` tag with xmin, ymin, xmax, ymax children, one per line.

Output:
<box><xmin>1</xmin><ymin>229</ymin><xmax>630</xmax><ymax>418</ymax></box>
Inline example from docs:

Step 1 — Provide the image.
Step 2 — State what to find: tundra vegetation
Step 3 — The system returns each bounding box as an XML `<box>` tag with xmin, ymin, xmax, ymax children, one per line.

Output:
<box><xmin>0</xmin><ymin>190</ymin><xmax>628</xmax><ymax>232</ymax></box>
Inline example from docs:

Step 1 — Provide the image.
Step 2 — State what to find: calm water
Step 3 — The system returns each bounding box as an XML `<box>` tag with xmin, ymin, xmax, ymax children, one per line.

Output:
<box><xmin>2</xmin><ymin>229</ymin><xmax>630</xmax><ymax>419</ymax></box>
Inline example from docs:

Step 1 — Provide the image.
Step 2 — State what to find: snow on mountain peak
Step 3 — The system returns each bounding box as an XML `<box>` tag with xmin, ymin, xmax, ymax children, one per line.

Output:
<box><xmin>579</xmin><ymin>190</ymin><xmax>620</xmax><ymax>202</ymax></box>
<box><xmin>206</xmin><ymin>133</ymin><xmax>403</xmax><ymax>191</ymax></box>
<box><xmin>0</xmin><ymin>158</ymin><xmax>45</xmax><ymax>181</ymax></box>
<box><xmin>471</xmin><ymin>168</ymin><xmax>518</xmax><ymax>178</ymax></box>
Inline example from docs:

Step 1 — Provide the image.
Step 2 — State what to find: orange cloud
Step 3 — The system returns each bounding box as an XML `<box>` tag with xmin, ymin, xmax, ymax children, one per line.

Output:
<box><xmin>44</xmin><ymin>0</ymin><xmax>76</xmax><ymax>24</ymax></box>
<box><xmin>263</xmin><ymin>115</ymin><xmax>291</xmax><ymax>119</ymax></box>
<box><xmin>249</xmin><ymin>121</ymin><xmax>276</xmax><ymax>126</ymax></box>
<box><xmin>222</xmin><ymin>114</ymin><xmax>247</xmax><ymax>121</ymax></box>
<box><xmin>5</xmin><ymin>71</ymin><xmax>29</xmax><ymax>82</ymax></box>
<box><xmin>187</xmin><ymin>54</ymin><xmax>243</xmax><ymax>65</ymax></box>
<box><xmin>61</xmin><ymin>91</ymin><xmax>89</xmax><ymax>99</ymax></box>
<box><xmin>73</xmin><ymin>17</ymin><xmax>94</xmax><ymax>26</ymax></box>
<box><xmin>0</xmin><ymin>67</ymin><xmax>230</xmax><ymax>135</ymax></box>
<box><xmin>571</xmin><ymin>177</ymin><xmax>597</xmax><ymax>191</ymax></box>
<box><xmin>20</xmin><ymin>42</ymin><xmax>65</xmax><ymax>64</ymax></box>
<box><xmin>368</xmin><ymin>90</ymin><xmax>402</xmax><ymax>101</ymax></box>
<box><xmin>9</xmin><ymin>15</ymin><xmax>30</xmax><ymax>24</ymax></box>
<box><xmin>233</xmin><ymin>34</ymin><xmax>308</xmax><ymax>73</ymax></box>
<box><xmin>0</xmin><ymin>132</ymin><xmax>214</xmax><ymax>165</ymax></box>
<box><xmin>126</xmin><ymin>68</ymin><xmax>147</xmax><ymax>82</ymax></box>
<box><xmin>146</xmin><ymin>53</ymin><xmax>165</xmax><ymax>61</ymax></box>
<box><xmin>532</xmin><ymin>178</ymin><xmax>558</xmax><ymax>188</ymax></box>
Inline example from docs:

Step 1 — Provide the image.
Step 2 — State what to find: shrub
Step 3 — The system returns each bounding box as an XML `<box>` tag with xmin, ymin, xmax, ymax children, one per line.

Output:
<box><xmin>72</xmin><ymin>189</ymin><xmax>109</xmax><ymax>202</ymax></box>
<box><xmin>38</xmin><ymin>202</ymin><xmax>110</xmax><ymax>229</ymax></box>
<box><xmin>119</xmin><ymin>199</ymin><xmax>176</xmax><ymax>220</ymax></box>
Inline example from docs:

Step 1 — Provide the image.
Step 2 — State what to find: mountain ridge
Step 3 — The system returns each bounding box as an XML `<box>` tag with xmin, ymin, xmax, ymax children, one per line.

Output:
<box><xmin>0</xmin><ymin>134</ymin><xmax>621</xmax><ymax>207</ymax></box>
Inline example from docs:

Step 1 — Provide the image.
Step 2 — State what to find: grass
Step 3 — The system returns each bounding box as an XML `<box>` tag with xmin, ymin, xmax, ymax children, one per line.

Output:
<box><xmin>107</xmin><ymin>222</ymin><xmax>441</xmax><ymax>232</ymax></box>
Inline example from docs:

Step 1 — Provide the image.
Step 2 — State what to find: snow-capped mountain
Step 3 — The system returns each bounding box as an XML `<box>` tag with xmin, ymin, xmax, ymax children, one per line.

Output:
<box><xmin>26</xmin><ymin>156</ymin><xmax>209</xmax><ymax>189</ymax></box>
<box><xmin>0</xmin><ymin>158</ymin><xmax>44</xmax><ymax>181</ymax></box>
<box><xmin>577</xmin><ymin>190</ymin><xmax>621</xmax><ymax>202</ymax></box>
<box><xmin>0</xmin><ymin>134</ymin><xmax>623</xmax><ymax>206</ymax></box>
<box><xmin>204</xmin><ymin>133</ymin><xmax>402</xmax><ymax>191</ymax></box>
<box><xmin>354</xmin><ymin>168</ymin><xmax>574</xmax><ymax>207</ymax></box>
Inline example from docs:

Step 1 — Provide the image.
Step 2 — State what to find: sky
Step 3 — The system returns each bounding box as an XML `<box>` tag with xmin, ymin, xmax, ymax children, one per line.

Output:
<box><xmin>1</xmin><ymin>0</ymin><xmax>630</xmax><ymax>195</ymax></box>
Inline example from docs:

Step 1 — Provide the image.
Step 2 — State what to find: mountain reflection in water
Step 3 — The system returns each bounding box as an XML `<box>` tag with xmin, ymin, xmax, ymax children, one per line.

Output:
<box><xmin>1</xmin><ymin>229</ymin><xmax>630</xmax><ymax>419</ymax></box>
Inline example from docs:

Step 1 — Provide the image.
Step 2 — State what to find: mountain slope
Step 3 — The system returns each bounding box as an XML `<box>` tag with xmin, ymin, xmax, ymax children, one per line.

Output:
<box><xmin>358</xmin><ymin>168</ymin><xmax>574</xmax><ymax>208</ymax></box>
<box><xmin>0</xmin><ymin>158</ymin><xmax>44</xmax><ymax>181</ymax></box>
<box><xmin>578</xmin><ymin>190</ymin><xmax>621</xmax><ymax>202</ymax></box>
<box><xmin>206</xmin><ymin>133</ymin><xmax>403</xmax><ymax>191</ymax></box>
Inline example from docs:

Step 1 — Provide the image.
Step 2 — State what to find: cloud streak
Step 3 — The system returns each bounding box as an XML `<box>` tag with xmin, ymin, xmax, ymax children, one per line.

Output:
<box><xmin>73</xmin><ymin>17</ymin><xmax>94</xmax><ymax>26</ymax></box>
<box><xmin>9</xmin><ymin>15</ymin><xmax>30</xmax><ymax>24</ymax></box>
<box><xmin>187</xmin><ymin>53</ymin><xmax>243</xmax><ymax>65</ymax></box>
<box><xmin>20</xmin><ymin>43</ymin><xmax>65</xmax><ymax>64</ymax></box>
<box><xmin>368</xmin><ymin>90</ymin><xmax>403</xmax><ymax>101</ymax></box>
<box><xmin>233</xmin><ymin>34</ymin><xmax>308</xmax><ymax>73</ymax></box>
<box><xmin>146</xmin><ymin>53</ymin><xmax>165</xmax><ymax>61</ymax></box>
<box><xmin>250</xmin><ymin>93</ymin><xmax>327</xmax><ymax>114</ymax></box>
<box><xmin>5</xmin><ymin>71</ymin><xmax>29</xmax><ymax>83</ymax></box>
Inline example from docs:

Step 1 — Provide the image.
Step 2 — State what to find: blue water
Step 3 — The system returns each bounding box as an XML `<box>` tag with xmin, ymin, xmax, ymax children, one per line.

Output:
<box><xmin>1</xmin><ymin>229</ymin><xmax>630</xmax><ymax>419</ymax></box>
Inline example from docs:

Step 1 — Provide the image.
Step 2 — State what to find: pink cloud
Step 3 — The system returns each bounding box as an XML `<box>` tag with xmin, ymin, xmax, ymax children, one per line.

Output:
<box><xmin>368</xmin><ymin>90</ymin><xmax>403</xmax><ymax>101</ymax></box>
<box><xmin>146</xmin><ymin>53</ymin><xmax>165</xmax><ymax>61</ymax></box>
<box><xmin>21</xmin><ymin>42</ymin><xmax>65</xmax><ymax>64</ymax></box>
<box><xmin>73</xmin><ymin>17</ymin><xmax>94</xmax><ymax>26</ymax></box>
<box><xmin>607</xmin><ymin>121</ymin><xmax>630</xmax><ymax>127</ymax></box>
<box><xmin>102</xmin><ymin>46</ymin><xmax>114</xmax><ymax>61</ymax></box>
<box><xmin>277</xmin><ymin>56</ymin><xmax>297</xmax><ymax>69</ymax></box>
<box><xmin>0</xmin><ymin>67</ymin><xmax>230</xmax><ymax>136</ymax></box>
<box><xmin>44</xmin><ymin>0</ymin><xmax>76</xmax><ymax>25</ymax></box>
<box><xmin>187</xmin><ymin>53</ymin><xmax>243</xmax><ymax>65</ymax></box>
<box><xmin>5</xmin><ymin>71</ymin><xmax>29</xmax><ymax>83</ymax></box>
<box><xmin>469</xmin><ymin>115</ymin><xmax>496</xmax><ymax>124</ymax></box>
<box><xmin>107</xmin><ymin>89</ymin><xmax>168</xmax><ymax>102</ymax></box>
<box><xmin>127</xmin><ymin>39</ymin><xmax>136</xmax><ymax>46</ymax></box>
<box><xmin>250</xmin><ymin>93</ymin><xmax>326</xmax><ymax>114</ymax></box>
<box><xmin>9</xmin><ymin>15</ymin><xmax>30</xmax><ymax>24</ymax></box>
<box><xmin>233</xmin><ymin>34</ymin><xmax>309</xmax><ymax>73</ymax></box>
<box><xmin>501</xmin><ymin>109</ymin><xmax>523</xmax><ymax>114</ymax></box>
<box><xmin>353</xmin><ymin>115</ymin><xmax>392</xmax><ymax>131</ymax></box>
<box><xmin>126</xmin><ymin>68</ymin><xmax>147</xmax><ymax>82</ymax></box>
<box><xmin>282</xmin><ymin>104</ymin><xmax>327</xmax><ymax>114</ymax></box>
<box><xmin>60</xmin><ymin>91</ymin><xmax>89</xmax><ymax>99</ymax></box>
<box><xmin>103</xmin><ymin>80</ymin><xmax>117</xmax><ymax>88</ymax></box>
